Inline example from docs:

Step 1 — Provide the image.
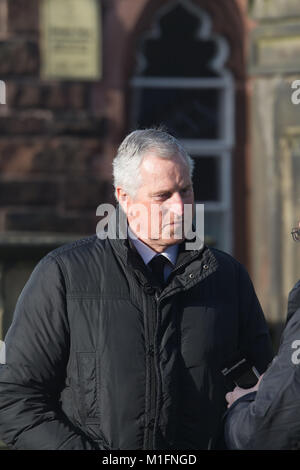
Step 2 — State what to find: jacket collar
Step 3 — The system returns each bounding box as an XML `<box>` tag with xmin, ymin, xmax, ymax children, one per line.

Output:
<box><xmin>127</xmin><ymin>225</ymin><xmax>179</xmax><ymax>267</ymax></box>
<box><xmin>105</xmin><ymin>204</ymin><xmax>218</xmax><ymax>288</ymax></box>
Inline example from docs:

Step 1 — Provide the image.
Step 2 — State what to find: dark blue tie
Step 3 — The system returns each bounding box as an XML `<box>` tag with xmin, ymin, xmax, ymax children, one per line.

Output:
<box><xmin>148</xmin><ymin>255</ymin><xmax>169</xmax><ymax>287</ymax></box>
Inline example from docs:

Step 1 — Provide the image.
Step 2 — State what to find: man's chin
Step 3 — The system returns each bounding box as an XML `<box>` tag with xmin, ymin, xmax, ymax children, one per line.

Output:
<box><xmin>159</xmin><ymin>234</ymin><xmax>185</xmax><ymax>245</ymax></box>
<box><xmin>163</xmin><ymin>238</ymin><xmax>185</xmax><ymax>246</ymax></box>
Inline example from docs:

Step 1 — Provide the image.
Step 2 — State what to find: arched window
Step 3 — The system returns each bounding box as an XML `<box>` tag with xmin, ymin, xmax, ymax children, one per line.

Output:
<box><xmin>130</xmin><ymin>0</ymin><xmax>234</xmax><ymax>253</ymax></box>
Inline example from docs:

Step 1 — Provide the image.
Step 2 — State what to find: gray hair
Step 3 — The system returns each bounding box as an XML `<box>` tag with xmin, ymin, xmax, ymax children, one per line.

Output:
<box><xmin>112</xmin><ymin>128</ymin><xmax>194</xmax><ymax>200</ymax></box>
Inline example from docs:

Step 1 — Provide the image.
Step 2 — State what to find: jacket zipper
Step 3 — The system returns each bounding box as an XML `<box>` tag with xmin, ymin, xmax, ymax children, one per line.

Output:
<box><xmin>146</xmin><ymin>293</ymin><xmax>158</xmax><ymax>449</ymax></box>
<box><xmin>146</xmin><ymin>253</ymin><xmax>210</xmax><ymax>449</ymax></box>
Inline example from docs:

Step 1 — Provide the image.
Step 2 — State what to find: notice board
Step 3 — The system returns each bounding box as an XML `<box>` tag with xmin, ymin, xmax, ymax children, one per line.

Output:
<box><xmin>40</xmin><ymin>0</ymin><xmax>101</xmax><ymax>80</ymax></box>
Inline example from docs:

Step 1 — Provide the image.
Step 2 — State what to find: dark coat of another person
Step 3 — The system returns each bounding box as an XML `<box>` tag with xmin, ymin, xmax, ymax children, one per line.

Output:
<box><xmin>225</xmin><ymin>280</ymin><xmax>300</xmax><ymax>450</ymax></box>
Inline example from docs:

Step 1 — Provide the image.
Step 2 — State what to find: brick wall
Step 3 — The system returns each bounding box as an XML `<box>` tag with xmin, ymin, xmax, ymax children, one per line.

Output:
<box><xmin>0</xmin><ymin>0</ymin><xmax>112</xmax><ymax>236</ymax></box>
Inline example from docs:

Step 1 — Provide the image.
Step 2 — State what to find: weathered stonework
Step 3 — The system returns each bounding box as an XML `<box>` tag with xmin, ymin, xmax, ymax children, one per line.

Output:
<box><xmin>249</xmin><ymin>0</ymin><xmax>300</xmax><ymax>343</ymax></box>
<box><xmin>251</xmin><ymin>0</ymin><xmax>300</xmax><ymax>20</ymax></box>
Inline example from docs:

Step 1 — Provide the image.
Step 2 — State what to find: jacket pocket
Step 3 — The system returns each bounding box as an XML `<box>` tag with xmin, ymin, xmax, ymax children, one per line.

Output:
<box><xmin>181</xmin><ymin>305</ymin><xmax>218</xmax><ymax>368</ymax></box>
<box><xmin>77</xmin><ymin>352</ymin><xmax>100</xmax><ymax>422</ymax></box>
<box><xmin>180</xmin><ymin>304</ymin><xmax>236</xmax><ymax>369</ymax></box>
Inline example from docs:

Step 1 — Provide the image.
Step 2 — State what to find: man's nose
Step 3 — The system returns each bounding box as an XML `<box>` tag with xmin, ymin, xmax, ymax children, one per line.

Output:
<box><xmin>169</xmin><ymin>193</ymin><xmax>184</xmax><ymax>217</ymax></box>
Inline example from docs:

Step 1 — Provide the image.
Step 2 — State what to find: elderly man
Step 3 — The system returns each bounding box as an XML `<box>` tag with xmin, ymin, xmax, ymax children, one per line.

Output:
<box><xmin>0</xmin><ymin>128</ymin><xmax>273</xmax><ymax>450</ymax></box>
<box><xmin>225</xmin><ymin>222</ymin><xmax>300</xmax><ymax>450</ymax></box>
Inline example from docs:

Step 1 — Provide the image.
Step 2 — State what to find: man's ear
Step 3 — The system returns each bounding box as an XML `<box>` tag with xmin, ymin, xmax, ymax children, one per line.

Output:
<box><xmin>116</xmin><ymin>187</ymin><xmax>129</xmax><ymax>213</ymax></box>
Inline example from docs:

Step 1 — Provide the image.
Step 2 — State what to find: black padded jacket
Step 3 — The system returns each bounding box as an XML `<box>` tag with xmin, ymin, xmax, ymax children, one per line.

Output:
<box><xmin>0</xmin><ymin>224</ymin><xmax>273</xmax><ymax>450</ymax></box>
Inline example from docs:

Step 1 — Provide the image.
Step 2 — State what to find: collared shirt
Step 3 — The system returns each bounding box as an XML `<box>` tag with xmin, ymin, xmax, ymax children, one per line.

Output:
<box><xmin>127</xmin><ymin>226</ymin><xmax>179</xmax><ymax>282</ymax></box>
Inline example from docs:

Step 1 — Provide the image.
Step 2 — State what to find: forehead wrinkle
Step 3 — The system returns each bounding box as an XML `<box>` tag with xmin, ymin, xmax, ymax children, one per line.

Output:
<box><xmin>141</xmin><ymin>156</ymin><xmax>190</xmax><ymax>181</ymax></box>
<box><xmin>136</xmin><ymin>154</ymin><xmax>192</xmax><ymax>200</ymax></box>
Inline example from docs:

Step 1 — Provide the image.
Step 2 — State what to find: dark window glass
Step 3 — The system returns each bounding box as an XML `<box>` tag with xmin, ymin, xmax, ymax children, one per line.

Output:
<box><xmin>140</xmin><ymin>4</ymin><xmax>218</xmax><ymax>78</ymax></box>
<box><xmin>191</xmin><ymin>156</ymin><xmax>220</xmax><ymax>201</ymax></box>
<box><xmin>204</xmin><ymin>211</ymin><xmax>224</xmax><ymax>248</ymax></box>
<box><xmin>135</xmin><ymin>88</ymin><xmax>219</xmax><ymax>139</ymax></box>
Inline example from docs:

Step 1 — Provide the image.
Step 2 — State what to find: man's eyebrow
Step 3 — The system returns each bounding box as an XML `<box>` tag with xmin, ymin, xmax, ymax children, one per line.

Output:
<box><xmin>151</xmin><ymin>183</ymin><xmax>192</xmax><ymax>196</ymax></box>
<box><xmin>150</xmin><ymin>189</ymin><xmax>172</xmax><ymax>197</ymax></box>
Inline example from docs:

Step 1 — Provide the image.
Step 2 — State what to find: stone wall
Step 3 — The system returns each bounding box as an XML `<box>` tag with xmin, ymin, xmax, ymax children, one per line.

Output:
<box><xmin>0</xmin><ymin>0</ymin><xmax>111</xmax><ymax>235</ymax></box>
<box><xmin>249</xmin><ymin>0</ymin><xmax>300</xmax><ymax>345</ymax></box>
<box><xmin>0</xmin><ymin>0</ymin><xmax>114</xmax><ymax>342</ymax></box>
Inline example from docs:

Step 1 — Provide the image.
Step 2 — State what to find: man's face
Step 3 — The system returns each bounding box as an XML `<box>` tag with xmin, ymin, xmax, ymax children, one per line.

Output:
<box><xmin>121</xmin><ymin>152</ymin><xmax>194</xmax><ymax>252</ymax></box>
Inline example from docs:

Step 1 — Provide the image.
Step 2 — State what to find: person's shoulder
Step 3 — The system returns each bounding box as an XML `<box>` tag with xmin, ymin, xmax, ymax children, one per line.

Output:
<box><xmin>287</xmin><ymin>280</ymin><xmax>300</xmax><ymax>307</ymax></box>
<box><xmin>43</xmin><ymin>234</ymin><xmax>107</xmax><ymax>264</ymax></box>
<box><xmin>286</xmin><ymin>280</ymin><xmax>300</xmax><ymax>323</ymax></box>
<box><xmin>289</xmin><ymin>280</ymin><xmax>300</xmax><ymax>296</ymax></box>
<box><xmin>208</xmin><ymin>246</ymin><xmax>244</xmax><ymax>269</ymax></box>
<box><xmin>206</xmin><ymin>247</ymin><xmax>253</xmax><ymax>284</ymax></box>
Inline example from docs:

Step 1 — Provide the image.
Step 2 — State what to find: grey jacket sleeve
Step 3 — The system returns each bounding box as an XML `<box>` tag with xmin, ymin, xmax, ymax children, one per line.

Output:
<box><xmin>225</xmin><ymin>281</ymin><xmax>300</xmax><ymax>450</ymax></box>
<box><xmin>0</xmin><ymin>255</ymin><xmax>102</xmax><ymax>450</ymax></box>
